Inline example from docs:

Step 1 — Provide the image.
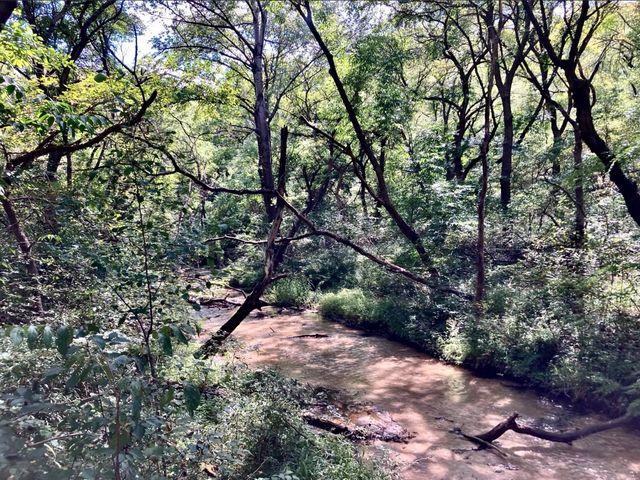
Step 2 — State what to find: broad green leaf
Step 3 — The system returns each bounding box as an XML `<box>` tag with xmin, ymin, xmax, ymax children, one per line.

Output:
<box><xmin>9</xmin><ymin>326</ymin><xmax>22</xmax><ymax>345</ymax></box>
<box><xmin>56</xmin><ymin>325</ymin><xmax>73</xmax><ymax>355</ymax></box>
<box><xmin>158</xmin><ymin>332</ymin><xmax>173</xmax><ymax>356</ymax></box>
<box><xmin>41</xmin><ymin>326</ymin><xmax>54</xmax><ymax>348</ymax></box>
<box><xmin>26</xmin><ymin>325</ymin><xmax>38</xmax><ymax>349</ymax></box>
<box><xmin>170</xmin><ymin>324</ymin><xmax>189</xmax><ymax>344</ymax></box>
<box><xmin>183</xmin><ymin>382</ymin><xmax>201</xmax><ymax>416</ymax></box>
<box><xmin>94</xmin><ymin>73</ymin><xmax>107</xmax><ymax>82</ymax></box>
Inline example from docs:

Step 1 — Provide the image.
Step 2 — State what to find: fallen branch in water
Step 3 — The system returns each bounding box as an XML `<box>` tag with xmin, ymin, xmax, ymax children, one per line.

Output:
<box><xmin>466</xmin><ymin>412</ymin><xmax>638</xmax><ymax>446</ymax></box>
<box><xmin>452</xmin><ymin>428</ymin><xmax>509</xmax><ymax>458</ymax></box>
<box><xmin>287</xmin><ymin>334</ymin><xmax>330</xmax><ymax>339</ymax></box>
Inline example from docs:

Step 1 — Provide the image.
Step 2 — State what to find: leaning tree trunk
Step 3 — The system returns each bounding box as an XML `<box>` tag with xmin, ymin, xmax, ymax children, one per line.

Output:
<box><xmin>199</xmin><ymin>127</ymin><xmax>289</xmax><ymax>356</ymax></box>
<box><xmin>567</xmin><ymin>73</ymin><xmax>640</xmax><ymax>227</ymax></box>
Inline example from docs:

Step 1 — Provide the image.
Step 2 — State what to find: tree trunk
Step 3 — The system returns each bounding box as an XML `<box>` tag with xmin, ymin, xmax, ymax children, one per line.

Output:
<box><xmin>199</xmin><ymin>127</ymin><xmax>289</xmax><ymax>355</ymax></box>
<box><xmin>448</xmin><ymin>99</ymin><xmax>468</xmax><ymax>182</ymax></box>
<box><xmin>567</xmin><ymin>72</ymin><xmax>640</xmax><ymax>227</ymax></box>
<box><xmin>573</xmin><ymin>126</ymin><xmax>585</xmax><ymax>246</ymax></box>
<box><xmin>251</xmin><ymin>3</ymin><xmax>276</xmax><ymax>222</ymax></box>
<box><xmin>1</xmin><ymin>197</ymin><xmax>43</xmax><ymax>313</ymax></box>
<box><xmin>499</xmin><ymin>83</ymin><xmax>514</xmax><ymax>210</ymax></box>
<box><xmin>0</xmin><ymin>0</ymin><xmax>16</xmax><ymax>28</ymax></box>
<box><xmin>549</xmin><ymin>104</ymin><xmax>563</xmax><ymax>176</ymax></box>
<box><xmin>475</xmin><ymin>2</ymin><xmax>497</xmax><ymax>304</ymax></box>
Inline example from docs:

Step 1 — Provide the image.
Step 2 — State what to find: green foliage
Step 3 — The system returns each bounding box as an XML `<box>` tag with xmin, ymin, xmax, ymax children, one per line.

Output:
<box><xmin>183</xmin><ymin>381</ymin><xmax>201</xmax><ymax>416</ymax></box>
<box><xmin>267</xmin><ymin>277</ymin><xmax>311</xmax><ymax>308</ymax></box>
<box><xmin>318</xmin><ymin>289</ymin><xmax>373</xmax><ymax>326</ymax></box>
<box><xmin>191</xmin><ymin>367</ymin><xmax>391</xmax><ymax>480</ymax></box>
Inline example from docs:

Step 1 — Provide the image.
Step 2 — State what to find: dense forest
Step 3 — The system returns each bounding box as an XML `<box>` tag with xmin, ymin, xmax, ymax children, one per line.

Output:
<box><xmin>1</xmin><ymin>0</ymin><xmax>640</xmax><ymax>478</ymax></box>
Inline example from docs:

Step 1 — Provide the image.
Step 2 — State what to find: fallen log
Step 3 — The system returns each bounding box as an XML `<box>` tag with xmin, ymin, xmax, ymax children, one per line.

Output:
<box><xmin>469</xmin><ymin>412</ymin><xmax>638</xmax><ymax>446</ymax></box>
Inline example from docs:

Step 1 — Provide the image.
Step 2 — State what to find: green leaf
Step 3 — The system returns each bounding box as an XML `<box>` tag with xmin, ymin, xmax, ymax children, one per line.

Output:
<box><xmin>67</xmin><ymin>363</ymin><xmax>92</xmax><ymax>390</ymax></box>
<box><xmin>94</xmin><ymin>73</ymin><xmax>107</xmax><ymax>83</ymax></box>
<box><xmin>5</xmin><ymin>84</ymin><xmax>15</xmax><ymax>95</ymax></box>
<box><xmin>131</xmin><ymin>394</ymin><xmax>142</xmax><ymax>422</ymax></box>
<box><xmin>9</xmin><ymin>326</ymin><xmax>22</xmax><ymax>345</ymax></box>
<box><xmin>56</xmin><ymin>325</ymin><xmax>73</xmax><ymax>356</ymax></box>
<box><xmin>170</xmin><ymin>324</ymin><xmax>189</xmax><ymax>345</ymax></box>
<box><xmin>26</xmin><ymin>325</ymin><xmax>39</xmax><ymax>350</ymax></box>
<box><xmin>183</xmin><ymin>382</ymin><xmax>201</xmax><ymax>416</ymax></box>
<box><xmin>97</xmin><ymin>356</ymin><xmax>115</xmax><ymax>383</ymax></box>
<box><xmin>109</xmin><ymin>424</ymin><xmax>130</xmax><ymax>449</ymax></box>
<box><xmin>158</xmin><ymin>332</ymin><xmax>173</xmax><ymax>356</ymax></box>
<box><xmin>41</xmin><ymin>326</ymin><xmax>54</xmax><ymax>348</ymax></box>
<box><xmin>42</xmin><ymin>366</ymin><xmax>65</xmax><ymax>382</ymax></box>
<box><xmin>159</xmin><ymin>387</ymin><xmax>174</xmax><ymax>408</ymax></box>
<box><xmin>132</xmin><ymin>422</ymin><xmax>145</xmax><ymax>439</ymax></box>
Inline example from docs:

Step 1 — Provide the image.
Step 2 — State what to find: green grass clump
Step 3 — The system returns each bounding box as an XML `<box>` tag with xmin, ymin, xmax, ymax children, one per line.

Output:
<box><xmin>267</xmin><ymin>278</ymin><xmax>311</xmax><ymax>308</ymax></box>
<box><xmin>318</xmin><ymin>289</ymin><xmax>372</xmax><ymax>326</ymax></box>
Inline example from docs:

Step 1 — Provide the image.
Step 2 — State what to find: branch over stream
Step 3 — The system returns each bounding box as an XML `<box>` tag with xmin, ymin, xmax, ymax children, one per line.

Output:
<box><xmin>463</xmin><ymin>411</ymin><xmax>638</xmax><ymax>447</ymax></box>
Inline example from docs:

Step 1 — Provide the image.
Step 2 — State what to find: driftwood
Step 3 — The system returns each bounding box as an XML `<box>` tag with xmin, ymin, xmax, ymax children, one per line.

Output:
<box><xmin>468</xmin><ymin>412</ymin><xmax>638</xmax><ymax>446</ymax></box>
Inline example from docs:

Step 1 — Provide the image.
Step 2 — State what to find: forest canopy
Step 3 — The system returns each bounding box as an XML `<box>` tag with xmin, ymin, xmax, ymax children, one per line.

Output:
<box><xmin>1</xmin><ymin>0</ymin><xmax>640</xmax><ymax>479</ymax></box>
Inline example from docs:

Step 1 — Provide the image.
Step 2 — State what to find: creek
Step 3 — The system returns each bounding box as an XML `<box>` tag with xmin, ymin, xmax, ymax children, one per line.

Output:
<box><xmin>199</xmin><ymin>305</ymin><xmax>640</xmax><ymax>480</ymax></box>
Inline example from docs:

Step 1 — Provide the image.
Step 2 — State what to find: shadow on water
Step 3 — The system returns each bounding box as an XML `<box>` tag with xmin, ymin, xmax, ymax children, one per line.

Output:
<box><xmin>199</xmin><ymin>307</ymin><xmax>640</xmax><ymax>480</ymax></box>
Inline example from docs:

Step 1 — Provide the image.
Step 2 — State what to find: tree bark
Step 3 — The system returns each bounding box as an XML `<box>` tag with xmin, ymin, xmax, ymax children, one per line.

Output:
<box><xmin>475</xmin><ymin>2</ymin><xmax>497</xmax><ymax>303</ymax></box>
<box><xmin>573</xmin><ymin>126</ymin><xmax>586</xmax><ymax>246</ymax></box>
<box><xmin>251</xmin><ymin>1</ymin><xmax>276</xmax><ymax>222</ymax></box>
<box><xmin>499</xmin><ymin>82</ymin><xmax>513</xmax><ymax>210</ymax></box>
<box><xmin>568</xmin><ymin>73</ymin><xmax>640</xmax><ymax>226</ymax></box>
<box><xmin>0</xmin><ymin>0</ymin><xmax>16</xmax><ymax>28</ymax></box>
<box><xmin>200</xmin><ymin>127</ymin><xmax>289</xmax><ymax>354</ymax></box>
<box><xmin>1</xmin><ymin>197</ymin><xmax>43</xmax><ymax>313</ymax></box>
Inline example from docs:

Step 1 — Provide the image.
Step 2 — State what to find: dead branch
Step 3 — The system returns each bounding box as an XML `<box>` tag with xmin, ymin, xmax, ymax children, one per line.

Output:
<box><xmin>467</xmin><ymin>411</ymin><xmax>638</xmax><ymax>446</ymax></box>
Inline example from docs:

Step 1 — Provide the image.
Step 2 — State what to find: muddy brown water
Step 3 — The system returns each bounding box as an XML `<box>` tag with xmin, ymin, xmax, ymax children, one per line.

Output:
<box><xmin>198</xmin><ymin>306</ymin><xmax>640</xmax><ymax>480</ymax></box>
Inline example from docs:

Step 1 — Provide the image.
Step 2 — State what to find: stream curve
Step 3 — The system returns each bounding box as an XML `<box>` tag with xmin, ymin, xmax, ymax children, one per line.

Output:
<box><xmin>199</xmin><ymin>306</ymin><xmax>640</xmax><ymax>480</ymax></box>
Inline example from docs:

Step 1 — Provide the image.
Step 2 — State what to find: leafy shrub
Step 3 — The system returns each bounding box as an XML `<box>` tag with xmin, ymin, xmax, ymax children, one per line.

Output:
<box><xmin>192</xmin><ymin>367</ymin><xmax>392</xmax><ymax>480</ymax></box>
<box><xmin>267</xmin><ymin>278</ymin><xmax>311</xmax><ymax>308</ymax></box>
<box><xmin>318</xmin><ymin>289</ymin><xmax>372</xmax><ymax>325</ymax></box>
